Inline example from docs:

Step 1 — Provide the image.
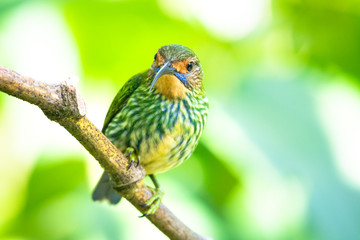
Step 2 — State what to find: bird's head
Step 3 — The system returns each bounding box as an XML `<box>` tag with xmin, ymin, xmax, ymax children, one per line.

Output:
<box><xmin>148</xmin><ymin>44</ymin><xmax>203</xmax><ymax>99</ymax></box>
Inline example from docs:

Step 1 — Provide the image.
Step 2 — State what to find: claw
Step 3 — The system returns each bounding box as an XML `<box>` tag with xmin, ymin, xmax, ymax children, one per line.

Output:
<box><xmin>124</xmin><ymin>147</ymin><xmax>139</xmax><ymax>170</ymax></box>
<box><xmin>126</xmin><ymin>160</ymin><xmax>134</xmax><ymax>170</ymax></box>
<box><xmin>125</xmin><ymin>150</ymin><xmax>133</xmax><ymax>158</ymax></box>
<box><xmin>139</xmin><ymin>187</ymin><xmax>164</xmax><ymax>217</ymax></box>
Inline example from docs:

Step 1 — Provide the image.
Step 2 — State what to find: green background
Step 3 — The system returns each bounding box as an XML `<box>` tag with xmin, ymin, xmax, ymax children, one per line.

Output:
<box><xmin>1</xmin><ymin>0</ymin><xmax>360</xmax><ymax>239</ymax></box>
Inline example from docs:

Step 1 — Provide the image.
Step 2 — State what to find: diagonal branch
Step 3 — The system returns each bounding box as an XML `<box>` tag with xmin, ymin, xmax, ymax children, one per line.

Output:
<box><xmin>0</xmin><ymin>65</ymin><xmax>209</xmax><ymax>240</ymax></box>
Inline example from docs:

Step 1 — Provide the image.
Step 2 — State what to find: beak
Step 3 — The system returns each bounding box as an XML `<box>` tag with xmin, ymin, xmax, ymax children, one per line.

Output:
<box><xmin>150</xmin><ymin>61</ymin><xmax>175</xmax><ymax>91</ymax></box>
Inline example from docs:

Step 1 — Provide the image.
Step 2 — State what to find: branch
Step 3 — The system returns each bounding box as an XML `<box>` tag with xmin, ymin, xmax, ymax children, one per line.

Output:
<box><xmin>0</xmin><ymin>65</ymin><xmax>209</xmax><ymax>240</ymax></box>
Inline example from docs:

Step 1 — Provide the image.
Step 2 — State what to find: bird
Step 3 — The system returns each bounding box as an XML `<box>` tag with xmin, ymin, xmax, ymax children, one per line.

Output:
<box><xmin>92</xmin><ymin>44</ymin><xmax>209</xmax><ymax>216</ymax></box>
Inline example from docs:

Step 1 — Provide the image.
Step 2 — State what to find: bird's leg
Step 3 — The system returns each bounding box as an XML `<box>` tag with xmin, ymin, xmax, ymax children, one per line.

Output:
<box><xmin>124</xmin><ymin>147</ymin><xmax>140</xmax><ymax>170</ymax></box>
<box><xmin>140</xmin><ymin>174</ymin><xmax>164</xmax><ymax>217</ymax></box>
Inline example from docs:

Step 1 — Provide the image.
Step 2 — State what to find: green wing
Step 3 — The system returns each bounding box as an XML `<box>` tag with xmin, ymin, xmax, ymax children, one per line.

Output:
<box><xmin>102</xmin><ymin>71</ymin><xmax>147</xmax><ymax>133</ymax></box>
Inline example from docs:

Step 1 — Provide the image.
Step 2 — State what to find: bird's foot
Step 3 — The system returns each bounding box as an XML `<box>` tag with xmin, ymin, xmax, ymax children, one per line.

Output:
<box><xmin>139</xmin><ymin>187</ymin><xmax>164</xmax><ymax>217</ymax></box>
<box><xmin>124</xmin><ymin>147</ymin><xmax>140</xmax><ymax>170</ymax></box>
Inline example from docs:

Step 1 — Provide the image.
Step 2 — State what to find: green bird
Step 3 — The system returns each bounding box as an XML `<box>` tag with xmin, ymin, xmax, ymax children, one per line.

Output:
<box><xmin>92</xmin><ymin>44</ymin><xmax>208</xmax><ymax>216</ymax></box>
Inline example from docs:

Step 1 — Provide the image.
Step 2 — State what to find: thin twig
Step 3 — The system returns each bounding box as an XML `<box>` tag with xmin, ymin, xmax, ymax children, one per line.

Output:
<box><xmin>0</xmin><ymin>65</ymin><xmax>209</xmax><ymax>240</ymax></box>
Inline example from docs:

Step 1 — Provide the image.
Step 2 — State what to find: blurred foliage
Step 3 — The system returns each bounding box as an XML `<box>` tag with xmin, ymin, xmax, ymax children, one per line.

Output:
<box><xmin>4</xmin><ymin>156</ymin><xmax>123</xmax><ymax>240</ymax></box>
<box><xmin>0</xmin><ymin>0</ymin><xmax>24</xmax><ymax>15</ymax></box>
<box><xmin>235</xmin><ymin>72</ymin><xmax>360</xmax><ymax>239</ymax></box>
<box><xmin>1</xmin><ymin>0</ymin><xmax>360</xmax><ymax>239</ymax></box>
<box><xmin>274</xmin><ymin>0</ymin><xmax>360</xmax><ymax>81</ymax></box>
<box><xmin>64</xmin><ymin>0</ymin><xmax>214</xmax><ymax>84</ymax></box>
<box><xmin>195</xmin><ymin>143</ymin><xmax>240</xmax><ymax>207</ymax></box>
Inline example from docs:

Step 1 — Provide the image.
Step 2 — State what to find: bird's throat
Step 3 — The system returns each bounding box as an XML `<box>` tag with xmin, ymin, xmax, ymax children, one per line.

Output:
<box><xmin>154</xmin><ymin>74</ymin><xmax>188</xmax><ymax>99</ymax></box>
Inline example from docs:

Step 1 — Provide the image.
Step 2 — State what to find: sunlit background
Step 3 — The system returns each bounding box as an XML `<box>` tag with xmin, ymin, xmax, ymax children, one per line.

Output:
<box><xmin>1</xmin><ymin>0</ymin><xmax>360</xmax><ymax>239</ymax></box>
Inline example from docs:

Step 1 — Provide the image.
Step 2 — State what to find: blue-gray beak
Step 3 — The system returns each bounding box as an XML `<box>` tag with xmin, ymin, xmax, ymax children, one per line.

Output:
<box><xmin>150</xmin><ymin>61</ymin><xmax>175</xmax><ymax>91</ymax></box>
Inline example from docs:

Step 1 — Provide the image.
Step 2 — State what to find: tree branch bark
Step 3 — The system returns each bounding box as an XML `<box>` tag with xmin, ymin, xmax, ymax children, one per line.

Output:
<box><xmin>0</xmin><ymin>65</ymin><xmax>209</xmax><ymax>240</ymax></box>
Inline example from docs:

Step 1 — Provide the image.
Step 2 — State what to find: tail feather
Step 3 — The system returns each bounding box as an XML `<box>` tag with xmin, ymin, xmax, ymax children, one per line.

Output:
<box><xmin>92</xmin><ymin>171</ymin><xmax>122</xmax><ymax>204</ymax></box>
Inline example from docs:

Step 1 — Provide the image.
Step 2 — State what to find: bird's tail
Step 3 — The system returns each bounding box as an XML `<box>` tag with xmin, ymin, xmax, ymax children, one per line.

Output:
<box><xmin>92</xmin><ymin>171</ymin><xmax>122</xmax><ymax>204</ymax></box>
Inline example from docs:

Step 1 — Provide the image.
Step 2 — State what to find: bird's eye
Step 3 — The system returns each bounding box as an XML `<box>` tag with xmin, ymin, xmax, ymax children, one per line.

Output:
<box><xmin>186</xmin><ymin>61</ymin><xmax>194</xmax><ymax>72</ymax></box>
<box><xmin>154</xmin><ymin>53</ymin><xmax>158</xmax><ymax>61</ymax></box>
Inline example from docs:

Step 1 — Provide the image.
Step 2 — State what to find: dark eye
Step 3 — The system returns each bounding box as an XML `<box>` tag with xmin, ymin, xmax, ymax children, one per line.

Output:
<box><xmin>154</xmin><ymin>53</ymin><xmax>158</xmax><ymax>61</ymax></box>
<box><xmin>186</xmin><ymin>61</ymin><xmax>194</xmax><ymax>72</ymax></box>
